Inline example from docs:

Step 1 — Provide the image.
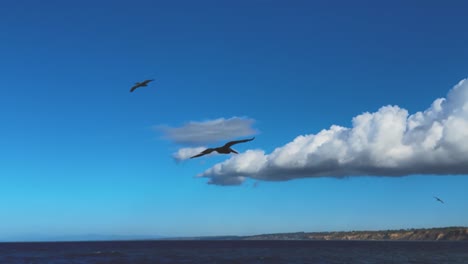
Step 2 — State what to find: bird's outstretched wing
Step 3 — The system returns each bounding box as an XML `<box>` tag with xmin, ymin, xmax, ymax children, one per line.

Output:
<box><xmin>143</xmin><ymin>79</ymin><xmax>154</xmax><ymax>84</ymax></box>
<box><xmin>190</xmin><ymin>148</ymin><xmax>215</xmax><ymax>159</ymax></box>
<box><xmin>434</xmin><ymin>196</ymin><xmax>444</xmax><ymax>203</ymax></box>
<box><xmin>224</xmin><ymin>137</ymin><xmax>255</xmax><ymax>148</ymax></box>
<box><xmin>130</xmin><ymin>83</ymin><xmax>142</xmax><ymax>92</ymax></box>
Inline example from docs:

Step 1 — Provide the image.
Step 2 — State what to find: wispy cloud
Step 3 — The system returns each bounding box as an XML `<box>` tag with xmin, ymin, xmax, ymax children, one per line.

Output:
<box><xmin>173</xmin><ymin>147</ymin><xmax>208</xmax><ymax>162</ymax></box>
<box><xmin>156</xmin><ymin>117</ymin><xmax>257</xmax><ymax>145</ymax></box>
<box><xmin>199</xmin><ymin>79</ymin><xmax>468</xmax><ymax>185</ymax></box>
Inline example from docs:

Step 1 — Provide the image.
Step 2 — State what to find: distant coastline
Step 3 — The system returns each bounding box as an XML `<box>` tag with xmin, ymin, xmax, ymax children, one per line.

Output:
<box><xmin>3</xmin><ymin>227</ymin><xmax>467</xmax><ymax>243</ymax></box>
<box><xmin>166</xmin><ymin>227</ymin><xmax>468</xmax><ymax>241</ymax></box>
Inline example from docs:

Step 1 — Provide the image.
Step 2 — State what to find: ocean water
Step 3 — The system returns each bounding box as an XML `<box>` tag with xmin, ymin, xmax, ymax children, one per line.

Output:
<box><xmin>0</xmin><ymin>240</ymin><xmax>467</xmax><ymax>264</ymax></box>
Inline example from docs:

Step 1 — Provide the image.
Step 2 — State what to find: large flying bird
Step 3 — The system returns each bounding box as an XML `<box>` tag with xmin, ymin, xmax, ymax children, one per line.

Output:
<box><xmin>130</xmin><ymin>79</ymin><xmax>154</xmax><ymax>92</ymax></box>
<box><xmin>190</xmin><ymin>137</ymin><xmax>255</xmax><ymax>159</ymax></box>
<box><xmin>434</xmin><ymin>196</ymin><xmax>444</xmax><ymax>204</ymax></box>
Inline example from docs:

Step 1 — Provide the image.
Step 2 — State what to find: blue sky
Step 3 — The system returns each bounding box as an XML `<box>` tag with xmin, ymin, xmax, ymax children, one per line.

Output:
<box><xmin>1</xmin><ymin>0</ymin><xmax>468</xmax><ymax>241</ymax></box>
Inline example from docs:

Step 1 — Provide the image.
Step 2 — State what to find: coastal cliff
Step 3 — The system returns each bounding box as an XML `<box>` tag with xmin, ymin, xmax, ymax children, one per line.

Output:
<box><xmin>242</xmin><ymin>227</ymin><xmax>468</xmax><ymax>241</ymax></box>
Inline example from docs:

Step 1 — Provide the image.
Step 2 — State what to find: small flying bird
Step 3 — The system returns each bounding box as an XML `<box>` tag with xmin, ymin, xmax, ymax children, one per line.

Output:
<box><xmin>434</xmin><ymin>196</ymin><xmax>444</xmax><ymax>204</ymax></box>
<box><xmin>130</xmin><ymin>79</ymin><xmax>154</xmax><ymax>92</ymax></box>
<box><xmin>190</xmin><ymin>137</ymin><xmax>255</xmax><ymax>159</ymax></box>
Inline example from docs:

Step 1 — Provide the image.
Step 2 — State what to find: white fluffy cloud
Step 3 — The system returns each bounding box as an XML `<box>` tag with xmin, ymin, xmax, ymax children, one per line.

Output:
<box><xmin>199</xmin><ymin>79</ymin><xmax>468</xmax><ymax>185</ymax></box>
<box><xmin>156</xmin><ymin>117</ymin><xmax>257</xmax><ymax>145</ymax></box>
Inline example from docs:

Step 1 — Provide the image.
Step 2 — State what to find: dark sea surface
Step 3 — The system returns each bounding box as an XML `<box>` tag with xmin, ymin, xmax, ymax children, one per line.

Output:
<box><xmin>0</xmin><ymin>240</ymin><xmax>467</xmax><ymax>264</ymax></box>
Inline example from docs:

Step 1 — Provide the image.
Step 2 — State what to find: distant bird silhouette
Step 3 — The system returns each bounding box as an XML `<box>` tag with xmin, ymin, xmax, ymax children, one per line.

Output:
<box><xmin>190</xmin><ymin>137</ymin><xmax>255</xmax><ymax>159</ymax></box>
<box><xmin>130</xmin><ymin>79</ymin><xmax>154</xmax><ymax>92</ymax></box>
<box><xmin>434</xmin><ymin>196</ymin><xmax>444</xmax><ymax>204</ymax></box>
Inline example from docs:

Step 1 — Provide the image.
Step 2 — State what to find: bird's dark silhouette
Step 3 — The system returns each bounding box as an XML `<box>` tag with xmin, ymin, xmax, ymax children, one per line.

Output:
<box><xmin>434</xmin><ymin>196</ymin><xmax>444</xmax><ymax>204</ymax></box>
<box><xmin>190</xmin><ymin>137</ymin><xmax>255</xmax><ymax>159</ymax></box>
<box><xmin>130</xmin><ymin>79</ymin><xmax>154</xmax><ymax>92</ymax></box>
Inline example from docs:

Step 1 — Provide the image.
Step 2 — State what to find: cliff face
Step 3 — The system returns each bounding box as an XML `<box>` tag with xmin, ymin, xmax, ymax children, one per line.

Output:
<box><xmin>243</xmin><ymin>227</ymin><xmax>468</xmax><ymax>241</ymax></box>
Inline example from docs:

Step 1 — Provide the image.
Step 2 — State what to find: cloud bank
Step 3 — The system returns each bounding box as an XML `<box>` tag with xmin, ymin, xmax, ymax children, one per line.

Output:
<box><xmin>199</xmin><ymin>79</ymin><xmax>468</xmax><ymax>185</ymax></box>
<box><xmin>157</xmin><ymin>117</ymin><xmax>257</xmax><ymax>145</ymax></box>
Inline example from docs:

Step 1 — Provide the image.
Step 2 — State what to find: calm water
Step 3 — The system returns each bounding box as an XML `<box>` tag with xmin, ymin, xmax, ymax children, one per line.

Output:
<box><xmin>0</xmin><ymin>240</ymin><xmax>467</xmax><ymax>264</ymax></box>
